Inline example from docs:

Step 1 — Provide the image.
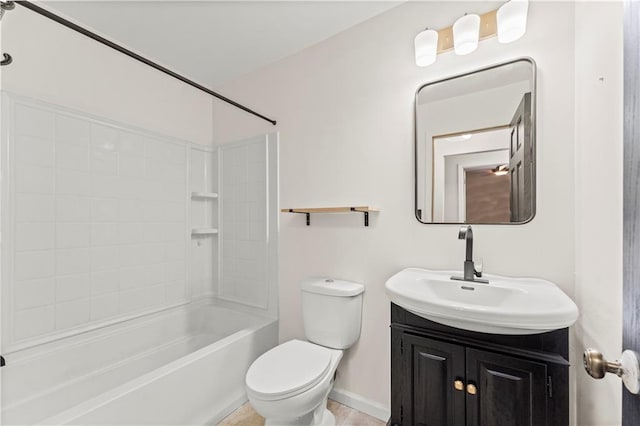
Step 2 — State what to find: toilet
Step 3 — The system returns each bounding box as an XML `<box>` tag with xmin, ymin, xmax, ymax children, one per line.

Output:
<box><xmin>245</xmin><ymin>278</ymin><xmax>365</xmax><ymax>426</ymax></box>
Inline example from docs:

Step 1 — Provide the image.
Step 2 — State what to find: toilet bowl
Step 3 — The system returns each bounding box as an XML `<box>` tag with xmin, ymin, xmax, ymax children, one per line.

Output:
<box><xmin>245</xmin><ymin>278</ymin><xmax>364</xmax><ymax>426</ymax></box>
<box><xmin>246</xmin><ymin>340</ymin><xmax>342</xmax><ymax>425</ymax></box>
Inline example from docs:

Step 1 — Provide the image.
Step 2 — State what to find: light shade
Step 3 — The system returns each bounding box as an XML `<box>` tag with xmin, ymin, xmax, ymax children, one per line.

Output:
<box><xmin>414</xmin><ymin>29</ymin><xmax>439</xmax><ymax>67</ymax></box>
<box><xmin>452</xmin><ymin>14</ymin><xmax>480</xmax><ymax>55</ymax></box>
<box><xmin>497</xmin><ymin>0</ymin><xmax>528</xmax><ymax>43</ymax></box>
<box><xmin>492</xmin><ymin>165</ymin><xmax>509</xmax><ymax>176</ymax></box>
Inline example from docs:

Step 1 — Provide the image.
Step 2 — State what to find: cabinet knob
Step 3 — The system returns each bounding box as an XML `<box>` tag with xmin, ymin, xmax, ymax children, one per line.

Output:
<box><xmin>467</xmin><ymin>383</ymin><xmax>477</xmax><ymax>395</ymax></box>
<box><xmin>454</xmin><ymin>379</ymin><xmax>464</xmax><ymax>391</ymax></box>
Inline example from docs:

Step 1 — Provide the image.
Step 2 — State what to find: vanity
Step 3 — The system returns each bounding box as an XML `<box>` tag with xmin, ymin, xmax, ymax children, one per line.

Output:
<box><xmin>386</xmin><ymin>267</ymin><xmax>578</xmax><ymax>426</ymax></box>
<box><xmin>389</xmin><ymin>303</ymin><xmax>569</xmax><ymax>426</ymax></box>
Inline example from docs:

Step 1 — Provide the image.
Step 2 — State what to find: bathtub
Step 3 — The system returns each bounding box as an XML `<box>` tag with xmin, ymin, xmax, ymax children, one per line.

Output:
<box><xmin>1</xmin><ymin>301</ymin><xmax>278</xmax><ymax>425</ymax></box>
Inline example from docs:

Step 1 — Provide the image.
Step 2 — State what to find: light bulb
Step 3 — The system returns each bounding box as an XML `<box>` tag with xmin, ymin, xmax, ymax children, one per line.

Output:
<box><xmin>414</xmin><ymin>29</ymin><xmax>439</xmax><ymax>67</ymax></box>
<box><xmin>452</xmin><ymin>14</ymin><xmax>480</xmax><ymax>55</ymax></box>
<box><xmin>497</xmin><ymin>0</ymin><xmax>529</xmax><ymax>43</ymax></box>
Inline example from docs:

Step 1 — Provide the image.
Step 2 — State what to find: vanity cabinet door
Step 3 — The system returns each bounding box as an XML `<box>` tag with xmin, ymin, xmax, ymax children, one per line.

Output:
<box><xmin>465</xmin><ymin>348</ymin><xmax>548</xmax><ymax>426</ymax></box>
<box><xmin>404</xmin><ymin>334</ymin><xmax>466</xmax><ymax>426</ymax></box>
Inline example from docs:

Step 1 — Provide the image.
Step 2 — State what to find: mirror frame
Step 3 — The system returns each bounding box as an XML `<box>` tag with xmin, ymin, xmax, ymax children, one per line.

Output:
<box><xmin>414</xmin><ymin>57</ymin><xmax>537</xmax><ymax>225</ymax></box>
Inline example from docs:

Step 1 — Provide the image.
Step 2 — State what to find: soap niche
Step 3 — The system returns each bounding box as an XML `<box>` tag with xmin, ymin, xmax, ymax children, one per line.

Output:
<box><xmin>189</xmin><ymin>147</ymin><xmax>218</xmax><ymax>299</ymax></box>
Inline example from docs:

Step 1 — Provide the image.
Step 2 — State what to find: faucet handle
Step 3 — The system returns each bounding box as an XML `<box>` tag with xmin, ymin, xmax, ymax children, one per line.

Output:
<box><xmin>458</xmin><ymin>225</ymin><xmax>471</xmax><ymax>240</ymax></box>
<box><xmin>475</xmin><ymin>259</ymin><xmax>483</xmax><ymax>277</ymax></box>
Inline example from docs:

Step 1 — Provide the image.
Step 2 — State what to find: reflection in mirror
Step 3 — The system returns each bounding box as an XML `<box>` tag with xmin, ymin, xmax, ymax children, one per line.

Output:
<box><xmin>415</xmin><ymin>58</ymin><xmax>535</xmax><ymax>224</ymax></box>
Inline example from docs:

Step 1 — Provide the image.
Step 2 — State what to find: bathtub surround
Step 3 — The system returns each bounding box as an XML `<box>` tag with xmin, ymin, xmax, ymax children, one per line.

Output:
<box><xmin>0</xmin><ymin>92</ymin><xmax>280</xmax><ymax>424</ymax></box>
<box><xmin>211</xmin><ymin>1</ymin><xmax>622</xmax><ymax>424</ymax></box>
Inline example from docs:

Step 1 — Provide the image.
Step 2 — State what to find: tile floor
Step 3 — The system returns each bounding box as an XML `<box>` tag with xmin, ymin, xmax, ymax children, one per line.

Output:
<box><xmin>217</xmin><ymin>400</ymin><xmax>387</xmax><ymax>426</ymax></box>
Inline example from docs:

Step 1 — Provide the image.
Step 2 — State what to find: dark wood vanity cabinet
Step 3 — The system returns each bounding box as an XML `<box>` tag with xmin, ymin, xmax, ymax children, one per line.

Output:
<box><xmin>390</xmin><ymin>304</ymin><xmax>569</xmax><ymax>426</ymax></box>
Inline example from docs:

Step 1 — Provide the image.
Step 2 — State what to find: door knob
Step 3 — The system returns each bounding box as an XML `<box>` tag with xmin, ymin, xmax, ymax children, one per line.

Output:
<box><xmin>454</xmin><ymin>380</ymin><xmax>464</xmax><ymax>391</ymax></box>
<box><xmin>583</xmin><ymin>348</ymin><xmax>640</xmax><ymax>394</ymax></box>
<box><xmin>583</xmin><ymin>348</ymin><xmax>622</xmax><ymax>378</ymax></box>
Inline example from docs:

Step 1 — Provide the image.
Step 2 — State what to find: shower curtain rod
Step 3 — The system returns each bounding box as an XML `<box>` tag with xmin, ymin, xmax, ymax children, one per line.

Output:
<box><xmin>14</xmin><ymin>0</ymin><xmax>277</xmax><ymax>126</ymax></box>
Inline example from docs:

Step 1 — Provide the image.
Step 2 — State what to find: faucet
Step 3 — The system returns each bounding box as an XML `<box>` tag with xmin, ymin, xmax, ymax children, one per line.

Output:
<box><xmin>451</xmin><ymin>225</ymin><xmax>489</xmax><ymax>284</ymax></box>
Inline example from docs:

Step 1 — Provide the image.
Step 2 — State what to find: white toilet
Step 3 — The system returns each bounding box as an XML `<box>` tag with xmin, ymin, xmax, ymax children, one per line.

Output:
<box><xmin>245</xmin><ymin>278</ymin><xmax>365</xmax><ymax>426</ymax></box>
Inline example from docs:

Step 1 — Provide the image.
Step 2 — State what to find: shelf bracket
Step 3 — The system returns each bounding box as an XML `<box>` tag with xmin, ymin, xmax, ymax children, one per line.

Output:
<box><xmin>350</xmin><ymin>208</ymin><xmax>370</xmax><ymax>226</ymax></box>
<box><xmin>288</xmin><ymin>209</ymin><xmax>310</xmax><ymax>226</ymax></box>
<box><xmin>1</xmin><ymin>355</ymin><xmax>5</xmax><ymax>367</ymax></box>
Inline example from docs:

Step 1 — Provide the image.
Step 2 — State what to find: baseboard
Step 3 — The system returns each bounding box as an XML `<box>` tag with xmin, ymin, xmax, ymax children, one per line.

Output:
<box><xmin>202</xmin><ymin>393</ymin><xmax>248</xmax><ymax>426</ymax></box>
<box><xmin>328</xmin><ymin>387</ymin><xmax>390</xmax><ymax>422</ymax></box>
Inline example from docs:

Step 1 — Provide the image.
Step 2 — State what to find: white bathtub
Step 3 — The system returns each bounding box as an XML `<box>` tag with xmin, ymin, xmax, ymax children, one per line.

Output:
<box><xmin>1</xmin><ymin>302</ymin><xmax>278</xmax><ymax>425</ymax></box>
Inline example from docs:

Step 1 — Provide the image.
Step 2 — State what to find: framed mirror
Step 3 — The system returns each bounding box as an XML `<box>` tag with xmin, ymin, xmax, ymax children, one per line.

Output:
<box><xmin>415</xmin><ymin>58</ymin><xmax>536</xmax><ymax>224</ymax></box>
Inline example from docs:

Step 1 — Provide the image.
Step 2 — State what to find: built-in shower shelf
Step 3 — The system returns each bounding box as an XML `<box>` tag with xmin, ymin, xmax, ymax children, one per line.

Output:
<box><xmin>281</xmin><ymin>206</ymin><xmax>378</xmax><ymax>227</ymax></box>
<box><xmin>191</xmin><ymin>228</ymin><xmax>219</xmax><ymax>236</ymax></box>
<box><xmin>191</xmin><ymin>192</ymin><xmax>218</xmax><ymax>199</ymax></box>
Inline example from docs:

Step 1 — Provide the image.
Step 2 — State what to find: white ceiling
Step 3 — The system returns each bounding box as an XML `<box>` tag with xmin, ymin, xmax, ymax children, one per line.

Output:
<box><xmin>43</xmin><ymin>1</ymin><xmax>401</xmax><ymax>88</ymax></box>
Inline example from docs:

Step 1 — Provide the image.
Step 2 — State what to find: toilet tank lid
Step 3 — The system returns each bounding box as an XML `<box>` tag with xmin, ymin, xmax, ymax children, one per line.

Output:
<box><xmin>301</xmin><ymin>278</ymin><xmax>364</xmax><ymax>297</ymax></box>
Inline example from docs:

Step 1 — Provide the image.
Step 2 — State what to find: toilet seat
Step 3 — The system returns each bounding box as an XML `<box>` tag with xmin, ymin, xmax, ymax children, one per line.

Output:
<box><xmin>246</xmin><ymin>340</ymin><xmax>333</xmax><ymax>401</ymax></box>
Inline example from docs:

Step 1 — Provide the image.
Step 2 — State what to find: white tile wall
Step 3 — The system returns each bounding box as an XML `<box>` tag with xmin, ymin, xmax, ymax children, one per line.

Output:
<box><xmin>15</xmin><ymin>222</ymin><xmax>55</xmax><ymax>251</ymax></box>
<box><xmin>55</xmin><ymin>298</ymin><xmax>91</xmax><ymax>329</ymax></box>
<box><xmin>6</xmin><ymin>98</ymin><xmax>190</xmax><ymax>346</ymax></box>
<box><xmin>14</xmin><ymin>278</ymin><xmax>55</xmax><ymax>310</ymax></box>
<box><xmin>91</xmin><ymin>270</ymin><xmax>119</xmax><ymax>296</ymax></box>
<box><xmin>14</xmin><ymin>306</ymin><xmax>55</xmax><ymax>340</ymax></box>
<box><xmin>219</xmin><ymin>140</ymin><xmax>268</xmax><ymax>308</ymax></box>
<box><xmin>55</xmin><ymin>273</ymin><xmax>90</xmax><ymax>302</ymax></box>
<box><xmin>90</xmin><ymin>293</ymin><xmax>119</xmax><ymax>321</ymax></box>
<box><xmin>15</xmin><ymin>165</ymin><xmax>55</xmax><ymax>194</ymax></box>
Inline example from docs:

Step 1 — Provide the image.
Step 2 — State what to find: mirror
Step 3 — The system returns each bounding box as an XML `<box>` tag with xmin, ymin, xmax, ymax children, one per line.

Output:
<box><xmin>415</xmin><ymin>58</ymin><xmax>536</xmax><ymax>224</ymax></box>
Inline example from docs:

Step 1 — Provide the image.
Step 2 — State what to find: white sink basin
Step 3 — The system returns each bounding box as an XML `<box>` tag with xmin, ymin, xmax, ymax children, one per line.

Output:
<box><xmin>385</xmin><ymin>268</ymin><xmax>578</xmax><ymax>335</ymax></box>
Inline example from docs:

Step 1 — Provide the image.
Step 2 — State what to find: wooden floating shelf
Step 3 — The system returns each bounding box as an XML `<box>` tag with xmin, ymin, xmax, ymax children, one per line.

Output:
<box><xmin>191</xmin><ymin>228</ymin><xmax>219</xmax><ymax>236</ymax></box>
<box><xmin>281</xmin><ymin>206</ymin><xmax>378</xmax><ymax>227</ymax></box>
<box><xmin>191</xmin><ymin>192</ymin><xmax>218</xmax><ymax>199</ymax></box>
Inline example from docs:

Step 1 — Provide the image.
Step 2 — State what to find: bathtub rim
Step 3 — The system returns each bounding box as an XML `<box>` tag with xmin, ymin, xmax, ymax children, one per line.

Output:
<box><xmin>4</xmin><ymin>300</ymin><xmax>192</xmax><ymax>356</ymax></box>
<box><xmin>4</xmin><ymin>298</ymin><xmax>275</xmax><ymax>363</ymax></box>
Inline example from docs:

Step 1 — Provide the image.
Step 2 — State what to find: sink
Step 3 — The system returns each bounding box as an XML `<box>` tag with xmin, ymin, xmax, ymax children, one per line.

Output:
<box><xmin>385</xmin><ymin>268</ymin><xmax>578</xmax><ymax>335</ymax></box>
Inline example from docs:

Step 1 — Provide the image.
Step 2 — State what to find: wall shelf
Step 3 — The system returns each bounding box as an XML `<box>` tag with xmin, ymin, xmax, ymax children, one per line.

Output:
<box><xmin>281</xmin><ymin>206</ymin><xmax>378</xmax><ymax>227</ymax></box>
<box><xmin>191</xmin><ymin>228</ymin><xmax>219</xmax><ymax>236</ymax></box>
<box><xmin>191</xmin><ymin>192</ymin><xmax>218</xmax><ymax>199</ymax></box>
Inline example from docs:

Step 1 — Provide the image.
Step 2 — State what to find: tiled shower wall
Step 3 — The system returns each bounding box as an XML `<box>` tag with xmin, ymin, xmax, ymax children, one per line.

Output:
<box><xmin>219</xmin><ymin>137</ymin><xmax>268</xmax><ymax>309</ymax></box>
<box><xmin>3</xmin><ymin>95</ymin><xmax>191</xmax><ymax>349</ymax></box>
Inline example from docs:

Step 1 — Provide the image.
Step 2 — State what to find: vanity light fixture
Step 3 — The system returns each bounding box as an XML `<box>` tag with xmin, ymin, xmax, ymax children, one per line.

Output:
<box><xmin>414</xmin><ymin>29</ymin><xmax>439</xmax><ymax>67</ymax></box>
<box><xmin>413</xmin><ymin>0</ymin><xmax>528</xmax><ymax>66</ymax></box>
<box><xmin>497</xmin><ymin>0</ymin><xmax>529</xmax><ymax>43</ymax></box>
<box><xmin>492</xmin><ymin>165</ymin><xmax>509</xmax><ymax>176</ymax></box>
<box><xmin>453</xmin><ymin>14</ymin><xmax>481</xmax><ymax>55</ymax></box>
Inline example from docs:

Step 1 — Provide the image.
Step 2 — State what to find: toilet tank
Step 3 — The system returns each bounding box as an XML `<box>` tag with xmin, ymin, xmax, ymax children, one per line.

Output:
<box><xmin>301</xmin><ymin>278</ymin><xmax>365</xmax><ymax>350</ymax></box>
